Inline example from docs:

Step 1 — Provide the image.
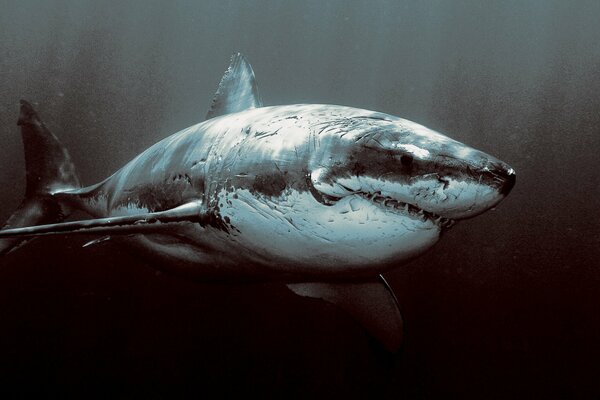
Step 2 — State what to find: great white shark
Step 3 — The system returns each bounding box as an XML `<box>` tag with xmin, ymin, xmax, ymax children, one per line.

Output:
<box><xmin>0</xmin><ymin>53</ymin><xmax>515</xmax><ymax>351</ymax></box>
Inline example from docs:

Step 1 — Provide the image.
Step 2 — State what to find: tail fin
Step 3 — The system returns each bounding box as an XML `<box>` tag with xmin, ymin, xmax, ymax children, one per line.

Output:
<box><xmin>0</xmin><ymin>100</ymin><xmax>81</xmax><ymax>255</ymax></box>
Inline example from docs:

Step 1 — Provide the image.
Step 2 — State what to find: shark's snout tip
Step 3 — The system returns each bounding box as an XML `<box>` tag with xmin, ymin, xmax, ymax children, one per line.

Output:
<box><xmin>500</xmin><ymin>167</ymin><xmax>516</xmax><ymax>196</ymax></box>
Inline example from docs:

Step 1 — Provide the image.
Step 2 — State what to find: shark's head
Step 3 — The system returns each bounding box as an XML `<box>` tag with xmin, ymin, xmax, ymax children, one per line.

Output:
<box><xmin>310</xmin><ymin>115</ymin><xmax>515</xmax><ymax>221</ymax></box>
<box><xmin>298</xmin><ymin>112</ymin><xmax>516</xmax><ymax>268</ymax></box>
<box><xmin>213</xmin><ymin>106</ymin><xmax>515</xmax><ymax>275</ymax></box>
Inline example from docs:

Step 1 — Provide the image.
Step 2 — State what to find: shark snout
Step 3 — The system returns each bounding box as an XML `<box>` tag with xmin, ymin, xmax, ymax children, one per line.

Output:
<box><xmin>498</xmin><ymin>167</ymin><xmax>516</xmax><ymax>196</ymax></box>
<box><xmin>483</xmin><ymin>160</ymin><xmax>516</xmax><ymax>197</ymax></box>
<box><xmin>408</xmin><ymin>155</ymin><xmax>516</xmax><ymax>220</ymax></box>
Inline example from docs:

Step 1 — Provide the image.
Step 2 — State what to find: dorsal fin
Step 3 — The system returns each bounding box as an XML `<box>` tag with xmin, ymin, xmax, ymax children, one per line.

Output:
<box><xmin>205</xmin><ymin>53</ymin><xmax>262</xmax><ymax>120</ymax></box>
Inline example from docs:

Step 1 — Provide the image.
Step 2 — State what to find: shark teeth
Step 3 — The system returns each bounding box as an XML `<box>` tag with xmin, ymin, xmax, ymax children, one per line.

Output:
<box><xmin>358</xmin><ymin>192</ymin><xmax>454</xmax><ymax>229</ymax></box>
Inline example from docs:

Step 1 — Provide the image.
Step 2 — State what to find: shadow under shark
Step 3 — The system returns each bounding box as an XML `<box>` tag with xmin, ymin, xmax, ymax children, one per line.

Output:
<box><xmin>0</xmin><ymin>53</ymin><xmax>515</xmax><ymax>351</ymax></box>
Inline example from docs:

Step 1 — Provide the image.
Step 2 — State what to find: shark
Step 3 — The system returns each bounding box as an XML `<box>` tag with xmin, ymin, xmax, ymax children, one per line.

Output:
<box><xmin>0</xmin><ymin>53</ymin><xmax>515</xmax><ymax>351</ymax></box>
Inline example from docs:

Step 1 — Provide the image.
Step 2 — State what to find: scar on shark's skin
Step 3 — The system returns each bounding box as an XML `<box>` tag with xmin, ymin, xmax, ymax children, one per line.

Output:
<box><xmin>0</xmin><ymin>53</ymin><xmax>515</xmax><ymax>352</ymax></box>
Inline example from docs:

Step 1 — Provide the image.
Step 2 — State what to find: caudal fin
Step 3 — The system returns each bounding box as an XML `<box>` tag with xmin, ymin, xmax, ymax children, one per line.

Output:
<box><xmin>0</xmin><ymin>100</ymin><xmax>81</xmax><ymax>255</ymax></box>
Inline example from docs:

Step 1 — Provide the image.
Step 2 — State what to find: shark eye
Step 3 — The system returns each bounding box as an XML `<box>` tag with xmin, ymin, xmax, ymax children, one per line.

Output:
<box><xmin>400</xmin><ymin>154</ymin><xmax>413</xmax><ymax>166</ymax></box>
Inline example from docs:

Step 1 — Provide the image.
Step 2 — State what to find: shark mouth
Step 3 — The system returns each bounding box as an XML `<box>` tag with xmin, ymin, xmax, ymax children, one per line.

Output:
<box><xmin>356</xmin><ymin>191</ymin><xmax>456</xmax><ymax>230</ymax></box>
<box><xmin>314</xmin><ymin>185</ymin><xmax>455</xmax><ymax>230</ymax></box>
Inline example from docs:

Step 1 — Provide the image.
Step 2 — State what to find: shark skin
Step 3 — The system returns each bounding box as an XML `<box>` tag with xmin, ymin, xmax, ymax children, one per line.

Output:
<box><xmin>0</xmin><ymin>53</ymin><xmax>516</xmax><ymax>351</ymax></box>
<box><xmin>60</xmin><ymin>103</ymin><xmax>515</xmax><ymax>282</ymax></box>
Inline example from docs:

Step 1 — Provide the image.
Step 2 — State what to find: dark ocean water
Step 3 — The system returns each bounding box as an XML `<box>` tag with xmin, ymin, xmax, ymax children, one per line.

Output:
<box><xmin>1</xmin><ymin>1</ymin><xmax>599</xmax><ymax>398</ymax></box>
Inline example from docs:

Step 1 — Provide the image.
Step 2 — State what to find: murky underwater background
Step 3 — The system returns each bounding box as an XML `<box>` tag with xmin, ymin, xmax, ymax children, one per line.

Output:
<box><xmin>1</xmin><ymin>0</ymin><xmax>599</xmax><ymax>398</ymax></box>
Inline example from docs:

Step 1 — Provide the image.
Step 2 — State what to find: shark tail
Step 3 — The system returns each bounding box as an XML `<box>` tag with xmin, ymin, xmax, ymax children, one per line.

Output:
<box><xmin>0</xmin><ymin>100</ymin><xmax>81</xmax><ymax>255</ymax></box>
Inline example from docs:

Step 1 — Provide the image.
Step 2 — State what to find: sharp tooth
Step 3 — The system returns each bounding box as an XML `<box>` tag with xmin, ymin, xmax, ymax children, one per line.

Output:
<box><xmin>404</xmin><ymin>204</ymin><xmax>409</xmax><ymax>212</ymax></box>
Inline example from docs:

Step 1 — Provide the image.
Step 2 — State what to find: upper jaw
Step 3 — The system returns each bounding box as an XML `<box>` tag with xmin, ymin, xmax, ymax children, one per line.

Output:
<box><xmin>310</xmin><ymin>171</ymin><xmax>502</xmax><ymax>227</ymax></box>
<box><xmin>358</xmin><ymin>191</ymin><xmax>456</xmax><ymax>229</ymax></box>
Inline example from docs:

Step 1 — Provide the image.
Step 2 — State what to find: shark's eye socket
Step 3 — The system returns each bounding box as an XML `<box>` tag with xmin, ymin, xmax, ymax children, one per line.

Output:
<box><xmin>400</xmin><ymin>154</ymin><xmax>413</xmax><ymax>166</ymax></box>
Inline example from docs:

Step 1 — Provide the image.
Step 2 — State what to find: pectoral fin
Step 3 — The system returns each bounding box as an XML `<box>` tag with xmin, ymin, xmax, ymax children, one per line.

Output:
<box><xmin>0</xmin><ymin>201</ymin><xmax>204</xmax><ymax>240</ymax></box>
<box><xmin>287</xmin><ymin>274</ymin><xmax>403</xmax><ymax>352</ymax></box>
